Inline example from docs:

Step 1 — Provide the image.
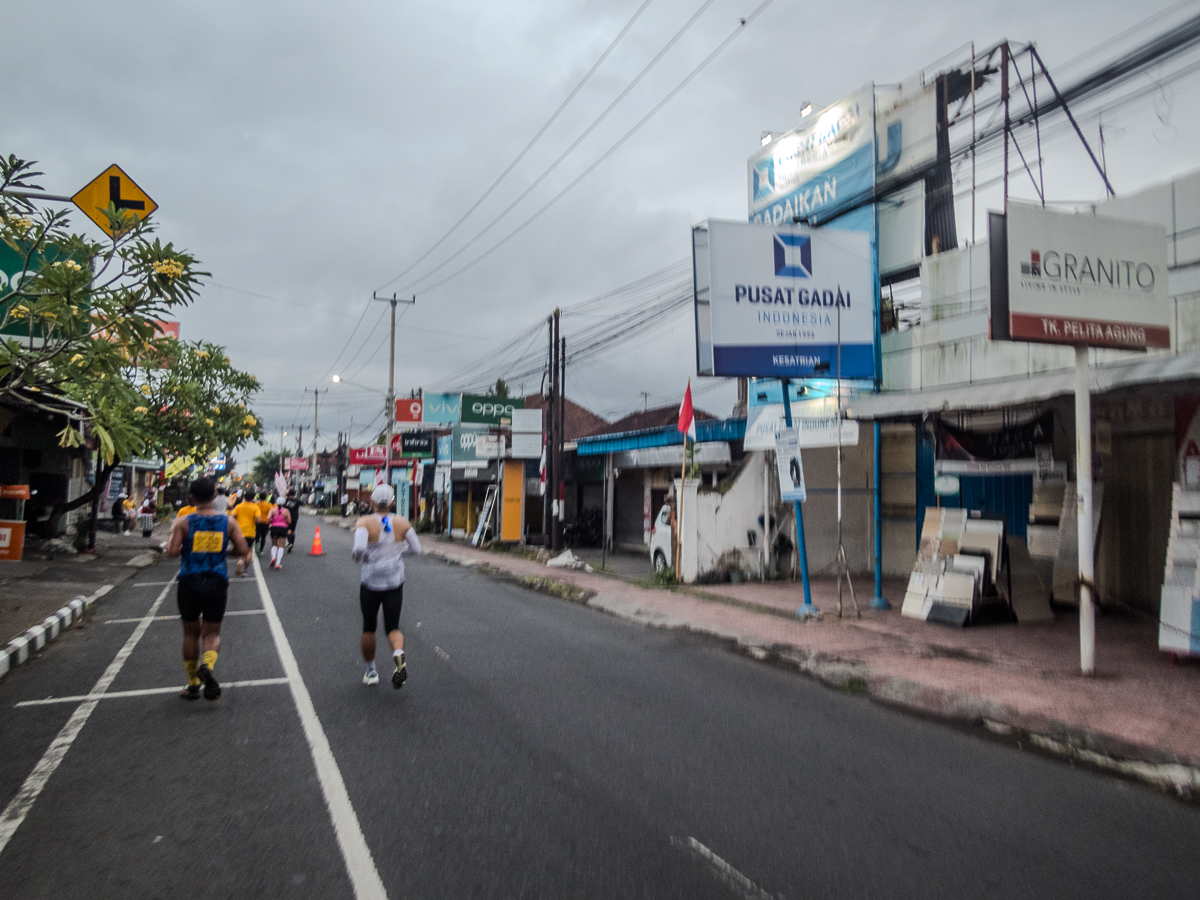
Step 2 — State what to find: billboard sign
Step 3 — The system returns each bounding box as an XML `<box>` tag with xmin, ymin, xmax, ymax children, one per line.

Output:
<box><xmin>510</xmin><ymin>432</ymin><xmax>542</xmax><ymax>458</ymax></box>
<box><xmin>744</xmin><ymin>401</ymin><xmax>859</xmax><ymax>450</ymax></box>
<box><xmin>284</xmin><ymin>456</ymin><xmax>309</xmax><ymax>472</ymax></box>
<box><xmin>450</xmin><ymin>426</ymin><xmax>486</xmax><ymax>465</ymax></box>
<box><xmin>395</xmin><ymin>397</ymin><xmax>423</xmax><ymax>425</ymax></box>
<box><xmin>774</xmin><ymin>429</ymin><xmax>807</xmax><ymax>502</ymax></box>
<box><xmin>460</xmin><ymin>394</ymin><xmax>525</xmax><ymax>426</ymax></box>
<box><xmin>748</xmin><ymin>83</ymin><xmax>874</xmax><ymax>226</ymax></box>
<box><xmin>390</xmin><ymin>431</ymin><xmax>433</xmax><ymax>459</ymax></box>
<box><xmin>510</xmin><ymin>408</ymin><xmax>542</xmax><ymax>433</ymax></box>
<box><xmin>693</xmin><ymin>219</ymin><xmax>874</xmax><ymax>378</ymax></box>
<box><xmin>436</xmin><ymin>435</ymin><xmax>452</xmax><ymax>460</ymax></box>
<box><xmin>422</xmin><ymin>392</ymin><xmax>461</xmax><ymax>424</ymax></box>
<box><xmin>348</xmin><ymin>445</ymin><xmax>388</xmax><ymax>466</ymax></box>
<box><xmin>990</xmin><ymin>204</ymin><xmax>1170</xmax><ymax>350</ymax></box>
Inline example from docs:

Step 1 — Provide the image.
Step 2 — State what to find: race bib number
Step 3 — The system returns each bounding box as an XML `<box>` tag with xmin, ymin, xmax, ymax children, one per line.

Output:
<box><xmin>192</xmin><ymin>531</ymin><xmax>224</xmax><ymax>553</ymax></box>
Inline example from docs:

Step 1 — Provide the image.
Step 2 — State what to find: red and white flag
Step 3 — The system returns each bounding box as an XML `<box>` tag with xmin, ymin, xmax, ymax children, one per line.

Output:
<box><xmin>538</xmin><ymin>432</ymin><xmax>547</xmax><ymax>496</ymax></box>
<box><xmin>678</xmin><ymin>380</ymin><xmax>696</xmax><ymax>442</ymax></box>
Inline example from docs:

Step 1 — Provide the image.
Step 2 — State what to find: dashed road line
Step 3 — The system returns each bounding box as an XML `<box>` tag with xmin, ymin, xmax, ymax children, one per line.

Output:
<box><xmin>14</xmin><ymin>677</ymin><xmax>290</xmax><ymax>707</ymax></box>
<box><xmin>103</xmin><ymin>609</ymin><xmax>266</xmax><ymax>625</ymax></box>
<box><xmin>0</xmin><ymin>581</ymin><xmax>172</xmax><ymax>857</ymax></box>
<box><xmin>672</xmin><ymin>836</ymin><xmax>775</xmax><ymax>900</ymax></box>
<box><xmin>434</xmin><ymin>645</ymin><xmax>450</xmax><ymax>661</ymax></box>
<box><xmin>253</xmin><ymin>556</ymin><xmax>389</xmax><ymax>900</ymax></box>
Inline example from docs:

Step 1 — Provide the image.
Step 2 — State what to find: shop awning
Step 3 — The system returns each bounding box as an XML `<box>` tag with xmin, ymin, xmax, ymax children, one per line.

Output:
<box><xmin>575</xmin><ymin>417</ymin><xmax>746</xmax><ymax>456</ymax></box>
<box><xmin>844</xmin><ymin>350</ymin><xmax>1200</xmax><ymax>420</ymax></box>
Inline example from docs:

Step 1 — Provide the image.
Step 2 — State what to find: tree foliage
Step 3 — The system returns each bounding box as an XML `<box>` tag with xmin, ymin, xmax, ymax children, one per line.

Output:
<box><xmin>250</xmin><ymin>450</ymin><xmax>284</xmax><ymax>487</ymax></box>
<box><xmin>0</xmin><ymin>154</ymin><xmax>264</xmax><ymax>528</ymax></box>
<box><xmin>486</xmin><ymin>377</ymin><xmax>510</xmax><ymax>398</ymax></box>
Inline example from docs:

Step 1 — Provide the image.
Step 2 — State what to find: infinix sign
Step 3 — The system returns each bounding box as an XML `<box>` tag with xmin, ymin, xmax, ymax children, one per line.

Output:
<box><xmin>459</xmin><ymin>393</ymin><xmax>525</xmax><ymax>426</ymax></box>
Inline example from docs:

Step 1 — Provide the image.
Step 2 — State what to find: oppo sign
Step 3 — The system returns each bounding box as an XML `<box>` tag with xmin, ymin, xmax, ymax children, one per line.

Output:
<box><xmin>459</xmin><ymin>392</ymin><xmax>525</xmax><ymax>425</ymax></box>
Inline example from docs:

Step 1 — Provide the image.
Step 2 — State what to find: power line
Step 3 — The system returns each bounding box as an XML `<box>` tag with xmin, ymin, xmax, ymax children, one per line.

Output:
<box><xmin>374</xmin><ymin>0</ymin><xmax>657</xmax><ymax>293</ymax></box>
<box><xmin>394</xmin><ymin>0</ymin><xmax>729</xmax><ymax>296</ymax></box>
<box><xmin>397</xmin><ymin>0</ymin><xmax>776</xmax><ymax>297</ymax></box>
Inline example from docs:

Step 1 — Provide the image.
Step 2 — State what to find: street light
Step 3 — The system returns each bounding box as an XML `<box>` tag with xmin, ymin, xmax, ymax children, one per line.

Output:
<box><xmin>331</xmin><ymin>375</ymin><xmax>383</xmax><ymax>393</ymax></box>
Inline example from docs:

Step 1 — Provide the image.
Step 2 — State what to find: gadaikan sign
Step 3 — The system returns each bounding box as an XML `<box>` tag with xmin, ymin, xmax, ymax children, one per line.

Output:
<box><xmin>990</xmin><ymin>203</ymin><xmax>1170</xmax><ymax>350</ymax></box>
<box><xmin>693</xmin><ymin>218</ymin><xmax>874</xmax><ymax>379</ymax></box>
<box><xmin>459</xmin><ymin>394</ymin><xmax>525</xmax><ymax>426</ymax></box>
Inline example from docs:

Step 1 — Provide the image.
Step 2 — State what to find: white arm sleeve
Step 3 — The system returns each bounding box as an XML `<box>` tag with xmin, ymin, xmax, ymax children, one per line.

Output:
<box><xmin>403</xmin><ymin>529</ymin><xmax>421</xmax><ymax>555</ymax></box>
<box><xmin>352</xmin><ymin>527</ymin><xmax>369</xmax><ymax>561</ymax></box>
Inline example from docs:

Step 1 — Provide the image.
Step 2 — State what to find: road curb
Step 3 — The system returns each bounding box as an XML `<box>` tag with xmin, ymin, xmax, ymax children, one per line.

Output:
<box><xmin>0</xmin><ymin>584</ymin><xmax>115</xmax><ymax>684</ymax></box>
<box><xmin>428</xmin><ymin>543</ymin><xmax>1200</xmax><ymax>801</ymax></box>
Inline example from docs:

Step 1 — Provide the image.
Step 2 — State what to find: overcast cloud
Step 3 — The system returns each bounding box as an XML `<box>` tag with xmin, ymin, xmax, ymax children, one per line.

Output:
<box><xmin>7</xmin><ymin>0</ymin><xmax>1200</xmax><ymax>464</ymax></box>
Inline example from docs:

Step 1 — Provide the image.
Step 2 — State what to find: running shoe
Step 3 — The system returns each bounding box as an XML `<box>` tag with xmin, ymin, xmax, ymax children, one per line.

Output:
<box><xmin>179</xmin><ymin>683</ymin><xmax>201</xmax><ymax>701</ymax></box>
<box><xmin>197</xmin><ymin>663</ymin><xmax>221</xmax><ymax>701</ymax></box>
<box><xmin>363</xmin><ymin>668</ymin><xmax>379</xmax><ymax>686</ymax></box>
<box><xmin>392</xmin><ymin>653</ymin><xmax>407</xmax><ymax>689</ymax></box>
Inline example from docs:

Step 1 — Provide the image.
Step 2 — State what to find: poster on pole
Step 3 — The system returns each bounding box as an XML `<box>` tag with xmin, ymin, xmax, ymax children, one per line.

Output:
<box><xmin>774</xmin><ymin>428</ymin><xmax>806</xmax><ymax>502</ymax></box>
<box><xmin>745</xmin><ymin>401</ymin><xmax>859</xmax><ymax>450</ymax></box>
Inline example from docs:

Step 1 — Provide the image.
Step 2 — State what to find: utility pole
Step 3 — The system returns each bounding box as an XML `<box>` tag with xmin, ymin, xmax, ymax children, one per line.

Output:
<box><xmin>559</xmin><ymin>332</ymin><xmax>566</xmax><ymax>551</ymax></box>
<box><xmin>544</xmin><ymin>314</ymin><xmax>555</xmax><ymax>547</ymax></box>
<box><xmin>373</xmin><ymin>293</ymin><xmax>416</xmax><ymax>495</ymax></box>
<box><xmin>550</xmin><ymin>309</ymin><xmax>561</xmax><ymax>551</ymax></box>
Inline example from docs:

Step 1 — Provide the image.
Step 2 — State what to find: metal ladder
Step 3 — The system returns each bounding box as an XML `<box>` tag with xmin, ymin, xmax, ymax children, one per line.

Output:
<box><xmin>471</xmin><ymin>484</ymin><xmax>499</xmax><ymax>547</ymax></box>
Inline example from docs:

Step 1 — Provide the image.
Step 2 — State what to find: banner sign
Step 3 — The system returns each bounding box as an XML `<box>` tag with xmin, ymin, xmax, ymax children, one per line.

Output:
<box><xmin>774</xmin><ymin>428</ymin><xmax>807</xmax><ymax>502</ymax></box>
<box><xmin>510</xmin><ymin>432</ymin><xmax>542</xmax><ymax>458</ymax></box>
<box><xmin>475</xmin><ymin>434</ymin><xmax>504</xmax><ymax>459</ymax></box>
<box><xmin>460</xmin><ymin>394</ymin><xmax>525</xmax><ymax>426</ymax></box>
<box><xmin>745</xmin><ymin>401</ymin><xmax>859</xmax><ymax>450</ymax></box>
<box><xmin>390</xmin><ymin>431</ymin><xmax>433</xmax><ymax>458</ymax></box>
<box><xmin>395</xmin><ymin>397</ymin><xmax>423</xmax><ymax>425</ymax></box>
<box><xmin>422</xmin><ymin>392</ymin><xmax>462</xmax><ymax>425</ymax></box>
<box><xmin>990</xmin><ymin>204</ymin><xmax>1171</xmax><ymax>350</ymax></box>
<box><xmin>436</xmin><ymin>435</ymin><xmax>452</xmax><ymax>460</ymax></box>
<box><xmin>450</xmin><ymin>426</ymin><xmax>485</xmax><ymax>465</ymax></box>
<box><xmin>0</xmin><ymin>485</ymin><xmax>31</xmax><ymax>500</ymax></box>
<box><xmin>693</xmin><ymin>218</ymin><xmax>874</xmax><ymax>379</ymax></box>
<box><xmin>510</xmin><ymin>408</ymin><xmax>542</xmax><ymax>433</ymax></box>
<box><xmin>349</xmin><ymin>445</ymin><xmax>388</xmax><ymax>466</ymax></box>
<box><xmin>284</xmin><ymin>456</ymin><xmax>309</xmax><ymax>472</ymax></box>
<box><xmin>934</xmin><ymin>411</ymin><xmax>1053</xmax><ymax>475</ymax></box>
<box><xmin>748</xmin><ymin>83</ymin><xmax>875</xmax><ymax>226</ymax></box>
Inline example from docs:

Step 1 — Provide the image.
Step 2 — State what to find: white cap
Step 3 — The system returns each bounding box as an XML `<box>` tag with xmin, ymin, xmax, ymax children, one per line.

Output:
<box><xmin>371</xmin><ymin>484</ymin><xmax>395</xmax><ymax>505</ymax></box>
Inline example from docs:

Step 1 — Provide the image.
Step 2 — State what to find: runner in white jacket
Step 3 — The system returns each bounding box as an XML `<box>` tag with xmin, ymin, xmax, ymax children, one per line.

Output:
<box><xmin>352</xmin><ymin>484</ymin><xmax>421</xmax><ymax>687</ymax></box>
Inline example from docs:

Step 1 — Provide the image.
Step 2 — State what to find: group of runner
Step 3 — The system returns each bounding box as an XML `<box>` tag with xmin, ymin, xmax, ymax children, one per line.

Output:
<box><xmin>166</xmin><ymin>476</ymin><xmax>419</xmax><ymax>702</ymax></box>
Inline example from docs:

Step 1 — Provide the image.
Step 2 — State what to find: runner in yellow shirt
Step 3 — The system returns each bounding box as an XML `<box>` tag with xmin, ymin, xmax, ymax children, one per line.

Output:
<box><xmin>255</xmin><ymin>492</ymin><xmax>273</xmax><ymax>555</ymax></box>
<box><xmin>230</xmin><ymin>491</ymin><xmax>262</xmax><ymax>577</ymax></box>
<box><xmin>177</xmin><ymin>504</ymin><xmax>197</xmax><ymax>518</ymax></box>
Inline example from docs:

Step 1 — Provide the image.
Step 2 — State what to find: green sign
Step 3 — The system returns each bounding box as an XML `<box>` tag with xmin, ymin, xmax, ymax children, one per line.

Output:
<box><xmin>459</xmin><ymin>393</ymin><xmax>525</xmax><ymax>426</ymax></box>
<box><xmin>1</xmin><ymin>239</ymin><xmax>86</xmax><ymax>337</ymax></box>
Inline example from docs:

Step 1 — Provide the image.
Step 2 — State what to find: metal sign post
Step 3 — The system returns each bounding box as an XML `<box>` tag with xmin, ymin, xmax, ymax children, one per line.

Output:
<box><xmin>1075</xmin><ymin>346</ymin><xmax>1096</xmax><ymax>674</ymax></box>
<box><xmin>780</xmin><ymin>380</ymin><xmax>818</xmax><ymax>618</ymax></box>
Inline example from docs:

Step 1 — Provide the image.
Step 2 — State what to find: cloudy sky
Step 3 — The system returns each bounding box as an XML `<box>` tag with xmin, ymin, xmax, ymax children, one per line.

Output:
<box><xmin>8</xmin><ymin>0</ymin><xmax>1200</xmax><ymax>465</ymax></box>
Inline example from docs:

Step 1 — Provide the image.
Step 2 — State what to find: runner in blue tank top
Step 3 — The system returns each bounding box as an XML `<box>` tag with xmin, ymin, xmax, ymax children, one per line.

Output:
<box><xmin>166</xmin><ymin>476</ymin><xmax>250</xmax><ymax>701</ymax></box>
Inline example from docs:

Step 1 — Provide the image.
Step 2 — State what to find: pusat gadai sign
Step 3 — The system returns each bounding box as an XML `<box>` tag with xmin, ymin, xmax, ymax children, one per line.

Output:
<box><xmin>693</xmin><ymin>219</ymin><xmax>874</xmax><ymax>379</ymax></box>
<box><xmin>990</xmin><ymin>203</ymin><xmax>1170</xmax><ymax>350</ymax></box>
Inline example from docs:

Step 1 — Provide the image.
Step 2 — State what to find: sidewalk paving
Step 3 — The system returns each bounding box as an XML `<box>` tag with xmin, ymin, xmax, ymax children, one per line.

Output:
<box><xmin>417</xmin><ymin>532</ymin><xmax>1200</xmax><ymax>796</ymax></box>
<box><xmin>0</xmin><ymin>522</ymin><xmax>169</xmax><ymax>650</ymax></box>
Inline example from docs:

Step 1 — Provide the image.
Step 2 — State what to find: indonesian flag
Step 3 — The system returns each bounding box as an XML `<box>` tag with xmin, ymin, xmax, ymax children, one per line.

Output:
<box><xmin>678</xmin><ymin>380</ymin><xmax>696</xmax><ymax>442</ymax></box>
<box><xmin>538</xmin><ymin>432</ymin><xmax>547</xmax><ymax>496</ymax></box>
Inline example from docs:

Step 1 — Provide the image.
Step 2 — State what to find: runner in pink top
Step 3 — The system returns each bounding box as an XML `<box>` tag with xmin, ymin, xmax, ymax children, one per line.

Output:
<box><xmin>266</xmin><ymin>497</ymin><xmax>292</xmax><ymax>570</ymax></box>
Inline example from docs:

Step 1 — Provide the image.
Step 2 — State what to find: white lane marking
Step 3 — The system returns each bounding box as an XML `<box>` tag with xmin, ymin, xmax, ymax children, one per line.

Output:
<box><xmin>0</xmin><ymin>581</ymin><xmax>172</xmax><ymax>857</ymax></box>
<box><xmin>672</xmin><ymin>836</ymin><xmax>775</xmax><ymax>900</ymax></box>
<box><xmin>252</xmin><ymin>555</ymin><xmax>388</xmax><ymax>900</ymax></box>
<box><xmin>14</xmin><ymin>678</ymin><xmax>290</xmax><ymax>707</ymax></box>
<box><xmin>103</xmin><ymin>609</ymin><xmax>266</xmax><ymax>625</ymax></box>
<box><xmin>130</xmin><ymin>580</ymin><xmax>177</xmax><ymax>587</ymax></box>
<box><xmin>433</xmin><ymin>645</ymin><xmax>450</xmax><ymax>661</ymax></box>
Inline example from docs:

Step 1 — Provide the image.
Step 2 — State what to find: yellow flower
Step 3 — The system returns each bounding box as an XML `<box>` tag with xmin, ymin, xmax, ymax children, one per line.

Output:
<box><xmin>242</xmin><ymin>429</ymin><xmax>251</xmax><ymax>437</ymax></box>
<box><xmin>195</xmin><ymin>350</ymin><xmax>209</xmax><ymax>359</ymax></box>
<box><xmin>243</xmin><ymin>414</ymin><xmax>257</xmax><ymax>426</ymax></box>
<box><xmin>134</xmin><ymin>406</ymin><xmax>148</xmax><ymax>414</ymax></box>
<box><xmin>10</xmin><ymin>306</ymin><xmax>28</xmax><ymax>319</ymax></box>
<box><xmin>205</xmin><ymin>418</ymin><xmax>214</xmax><ymax>427</ymax></box>
<box><xmin>212</xmin><ymin>405</ymin><xmax>220</xmax><ymax>413</ymax></box>
<box><xmin>8</xmin><ymin>216</ymin><xmax>33</xmax><ymax>232</ymax></box>
<box><xmin>152</xmin><ymin>259</ymin><xmax>185</xmax><ymax>279</ymax></box>
<box><xmin>140</xmin><ymin>384</ymin><xmax>152</xmax><ymax>395</ymax></box>
<box><xmin>41</xmin><ymin>312</ymin><xmax>56</xmax><ymax>320</ymax></box>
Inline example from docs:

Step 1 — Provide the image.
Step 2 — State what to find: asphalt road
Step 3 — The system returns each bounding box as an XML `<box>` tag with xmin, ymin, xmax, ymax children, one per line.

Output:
<box><xmin>2</xmin><ymin>515</ymin><xmax>1199</xmax><ymax>899</ymax></box>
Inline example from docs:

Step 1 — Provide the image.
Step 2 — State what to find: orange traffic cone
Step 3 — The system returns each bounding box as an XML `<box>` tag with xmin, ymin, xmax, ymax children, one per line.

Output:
<box><xmin>309</xmin><ymin>527</ymin><xmax>324</xmax><ymax>556</ymax></box>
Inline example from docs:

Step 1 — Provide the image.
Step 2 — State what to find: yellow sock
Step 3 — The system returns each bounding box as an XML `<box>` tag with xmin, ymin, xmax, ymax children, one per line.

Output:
<box><xmin>185</xmin><ymin>659</ymin><xmax>201</xmax><ymax>687</ymax></box>
<box><xmin>203</xmin><ymin>650</ymin><xmax>218</xmax><ymax>670</ymax></box>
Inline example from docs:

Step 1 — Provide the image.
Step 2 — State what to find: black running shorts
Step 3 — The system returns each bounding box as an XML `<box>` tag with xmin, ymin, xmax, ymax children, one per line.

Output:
<box><xmin>360</xmin><ymin>584</ymin><xmax>403</xmax><ymax>633</ymax></box>
<box><xmin>269</xmin><ymin>525</ymin><xmax>289</xmax><ymax>539</ymax></box>
<box><xmin>177</xmin><ymin>574</ymin><xmax>229</xmax><ymax>623</ymax></box>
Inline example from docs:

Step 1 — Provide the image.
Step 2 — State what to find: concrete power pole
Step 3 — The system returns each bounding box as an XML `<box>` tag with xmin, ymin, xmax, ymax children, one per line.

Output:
<box><xmin>373</xmin><ymin>293</ymin><xmax>415</xmax><ymax>495</ymax></box>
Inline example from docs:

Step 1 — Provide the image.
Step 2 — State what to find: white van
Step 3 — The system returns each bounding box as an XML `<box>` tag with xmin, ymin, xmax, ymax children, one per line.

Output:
<box><xmin>649</xmin><ymin>503</ymin><xmax>673</xmax><ymax>571</ymax></box>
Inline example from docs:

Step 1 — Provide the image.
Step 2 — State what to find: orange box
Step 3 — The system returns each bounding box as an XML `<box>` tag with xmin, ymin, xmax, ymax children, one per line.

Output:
<box><xmin>0</xmin><ymin>520</ymin><xmax>26</xmax><ymax>562</ymax></box>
